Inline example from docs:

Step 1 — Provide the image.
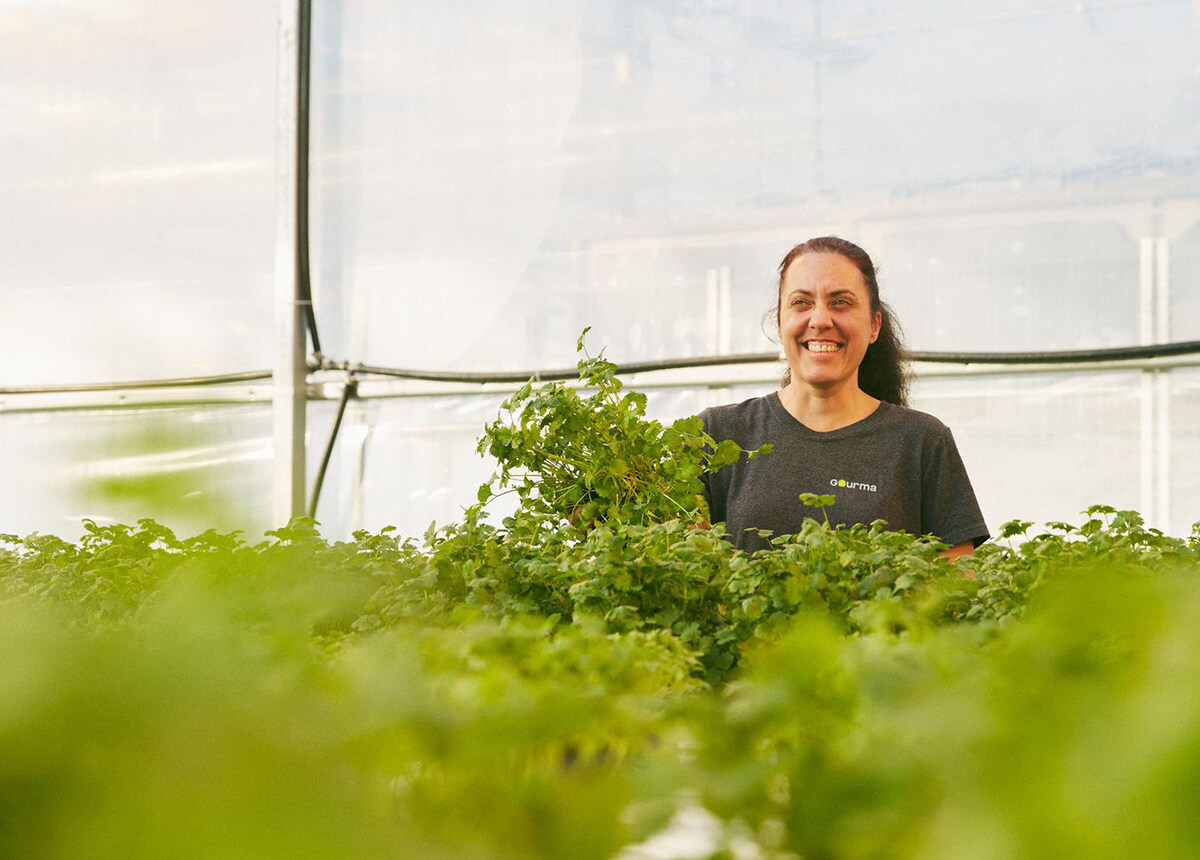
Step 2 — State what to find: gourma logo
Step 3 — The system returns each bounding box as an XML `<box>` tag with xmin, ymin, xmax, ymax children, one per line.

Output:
<box><xmin>830</xmin><ymin>477</ymin><xmax>878</xmax><ymax>493</ymax></box>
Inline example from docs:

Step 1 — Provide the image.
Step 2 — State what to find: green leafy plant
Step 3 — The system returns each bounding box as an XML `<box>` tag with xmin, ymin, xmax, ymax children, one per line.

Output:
<box><xmin>476</xmin><ymin>328</ymin><xmax>766</xmax><ymax>531</ymax></box>
<box><xmin>2</xmin><ymin>503</ymin><xmax>1200</xmax><ymax>859</ymax></box>
<box><xmin>7</xmin><ymin>331</ymin><xmax>1200</xmax><ymax>859</ymax></box>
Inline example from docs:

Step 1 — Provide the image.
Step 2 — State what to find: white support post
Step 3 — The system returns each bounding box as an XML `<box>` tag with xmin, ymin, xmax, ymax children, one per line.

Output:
<box><xmin>1137</xmin><ymin>237</ymin><xmax>1171</xmax><ymax>530</ymax></box>
<box><xmin>705</xmin><ymin>265</ymin><xmax>735</xmax><ymax>408</ymax></box>
<box><xmin>718</xmin><ymin>265</ymin><xmax>733</xmax><ymax>356</ymax></box>
<box><xmin>1154</xmin><ymin>239</ymin><xmax>1171</xmax><ymax>531</ymax></box>
<box><xmin>705</xmin><ymin>268</ymin><xmax>719</xmax><ymax>354</ymax></box>
<box><xmin>273</xmin><ymin>0</ymin><xmax>307</xmax><ymax>525</ymax></box>
<box><xmin>351</xmin><ymin>420</ymin><xmax>372</xmax><ymax>532</ymax></box>
<box><xmin>1138</xmin><ymin>237</ymin><xmax>1156</xmax><ymax>347</ymax></box>
<box><xmin>705</xmin><ymin>265</ymin><xmax>734</xmax><ymax>356</ymax></box>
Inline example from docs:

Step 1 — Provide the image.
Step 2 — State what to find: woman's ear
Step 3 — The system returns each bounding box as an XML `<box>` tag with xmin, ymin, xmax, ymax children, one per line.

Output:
<box><xmin>871</xmin><ymin>311</ymin><xmax>882</xmax><ymax>343</ymax></box>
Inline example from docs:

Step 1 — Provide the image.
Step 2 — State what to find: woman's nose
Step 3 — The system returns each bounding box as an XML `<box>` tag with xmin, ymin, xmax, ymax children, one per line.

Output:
<box><xmin>807</xmin><ymin>301</ymin><xmax>832</xmax><ymax>329</ymax></box>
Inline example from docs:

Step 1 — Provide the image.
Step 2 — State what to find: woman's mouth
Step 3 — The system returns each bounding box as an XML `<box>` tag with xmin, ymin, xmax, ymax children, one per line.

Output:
<box><xmin>803</xmin><ymin>340</ymin><xmax>842</xmax><ymax>353</ymax></box>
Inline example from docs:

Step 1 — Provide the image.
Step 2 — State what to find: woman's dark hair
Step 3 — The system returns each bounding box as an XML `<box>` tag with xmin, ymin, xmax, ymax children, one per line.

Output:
<box><xmin>774</xmin><ymin>236</ymin><xmax>911</xmax><ymax>407</ymax></box>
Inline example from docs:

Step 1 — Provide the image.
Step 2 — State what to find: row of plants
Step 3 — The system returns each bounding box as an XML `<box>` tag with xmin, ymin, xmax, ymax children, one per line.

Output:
<box><xmin>2</xmin><ymin>336</ymin><xmax>1199</xmax><ymax>858</ymax></box>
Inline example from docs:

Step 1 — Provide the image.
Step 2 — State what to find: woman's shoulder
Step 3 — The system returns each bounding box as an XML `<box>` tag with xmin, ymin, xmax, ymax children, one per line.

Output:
<box><xmin>874</xmin><ymin>401</ymin><xmax>955</xmax><ymax>439</ymax></box>
<box><xmin>699</xmin><ymin>393</ymin><xmax>778</xmax><ymax>437</ymax></box>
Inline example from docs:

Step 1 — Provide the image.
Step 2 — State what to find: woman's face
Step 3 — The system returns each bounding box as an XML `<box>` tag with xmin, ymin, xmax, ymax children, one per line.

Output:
<box><xmin>778</xmin><ymin>252</ymin><xmax>882</xmax><ymax>396</ymax></box>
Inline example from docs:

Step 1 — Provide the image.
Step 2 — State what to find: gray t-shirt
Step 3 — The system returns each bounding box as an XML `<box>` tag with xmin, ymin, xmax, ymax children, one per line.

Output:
<box><xmin>701</xmin><ymin>393</ymin><xmax>989</xmax><ymax>552</ymax></box>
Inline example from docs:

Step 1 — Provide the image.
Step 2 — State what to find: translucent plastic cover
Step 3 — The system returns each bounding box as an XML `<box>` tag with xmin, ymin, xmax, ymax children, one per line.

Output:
<box><xmin>2</xmin><ymin>1</ymin><xmax>1198</xmax><ymax>540</ymax></box>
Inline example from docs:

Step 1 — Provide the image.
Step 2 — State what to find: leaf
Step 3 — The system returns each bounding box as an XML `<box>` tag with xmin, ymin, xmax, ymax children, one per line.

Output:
<box><xmin>999</xmin><ymin>519</ymin><xmax>1033</xmax><ymax>539</ymax></box>
<box><xmin>709</xmin><ymin>439</ymin><xmax>742</xmax><ymax>469</ymax></box>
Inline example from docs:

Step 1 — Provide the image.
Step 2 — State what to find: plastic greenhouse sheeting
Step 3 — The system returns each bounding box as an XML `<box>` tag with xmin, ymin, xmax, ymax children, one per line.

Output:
<box><xmin>2</xmin><ymin>0</ymin><xmax>1199</xmax><ymax>541</ymax></box>
<box><xmin>0</xmin><ymin>1</ymin><xmax>278</xmax><ymax>387</ymax></box>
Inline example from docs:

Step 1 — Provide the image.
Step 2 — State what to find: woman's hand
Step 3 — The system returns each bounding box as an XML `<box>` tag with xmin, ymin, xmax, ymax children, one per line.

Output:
<box><xmin>939</xmin><ymin>541</ymin><xmax>974</xmax><ymax>560</ymax></box>
<box><xmin>940</xmin><ymin>541</ymin><xmax>976</xmax><ymax>578</ymax></box>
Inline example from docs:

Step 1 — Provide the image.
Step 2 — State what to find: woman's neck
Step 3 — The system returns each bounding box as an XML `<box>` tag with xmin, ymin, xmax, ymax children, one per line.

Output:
<box><xmin>777</xmin><ymin>382</ymin><xmax>880</xmax><ymax>432</ymax></box>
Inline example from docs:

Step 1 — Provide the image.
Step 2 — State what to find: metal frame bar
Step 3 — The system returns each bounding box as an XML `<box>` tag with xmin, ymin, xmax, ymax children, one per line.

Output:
<box><xmin>273</xmin><ymin>0</ymin><xmax>308</xmax><ymax>525</ymax></box>
<box><xmin>4</xmin><ymin>351</ymin><xmax>1200</xmax><ymax>413</ymax></box>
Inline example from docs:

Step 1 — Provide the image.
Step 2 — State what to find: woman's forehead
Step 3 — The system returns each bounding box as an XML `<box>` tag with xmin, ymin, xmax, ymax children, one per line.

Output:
<box><xmin>781</xmin><ymin>252</ymin><xmax>868</xmax><ymax>292</ymax></box>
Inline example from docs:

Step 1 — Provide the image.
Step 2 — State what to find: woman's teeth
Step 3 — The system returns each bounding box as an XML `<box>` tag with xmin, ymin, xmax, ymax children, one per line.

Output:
<box><xmin>805</xmin><ymin>341</ymin><xmax>841</xmax><ymax>352</ymax></box>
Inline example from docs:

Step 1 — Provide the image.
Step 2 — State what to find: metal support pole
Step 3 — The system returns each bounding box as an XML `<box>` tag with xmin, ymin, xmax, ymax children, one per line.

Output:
<box><xmin>273</xmin><ymin>0</ymin><xmax>307</xmax><ymax>525</ymax></box>
<box><xmin>1137</xmin><ymin>237</ymin><xmax>1171</xmax><ymax>530</ymax></box>
<box><xmin>351</xmin><ymin>419</ymin><xmax>371</xmax><ymax>533</ymax></box>
<box><xmin>705</xmin><ymin>266</ymin><xmax>735</xmax><ymax>409</ymax></box>
<box><xmin>1154</xmin><ymin>239</ymin><xmax>1171</xmax><ymax>531</ymax></box>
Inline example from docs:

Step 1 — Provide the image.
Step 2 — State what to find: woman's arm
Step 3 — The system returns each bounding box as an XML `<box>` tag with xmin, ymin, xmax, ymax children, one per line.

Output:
<box><xmin>940</xmin><ymin>541</ymin><xmax>975</xmax><ymax>560</ymax></box>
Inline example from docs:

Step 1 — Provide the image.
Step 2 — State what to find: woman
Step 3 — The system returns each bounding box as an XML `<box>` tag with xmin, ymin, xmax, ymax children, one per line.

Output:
<box><xmin>701</xmin><ymin>237</ymin><xmax>988</xmax><ymax>556</ymax></box>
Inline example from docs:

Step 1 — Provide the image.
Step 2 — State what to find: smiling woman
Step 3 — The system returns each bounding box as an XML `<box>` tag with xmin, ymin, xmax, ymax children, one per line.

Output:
<box><xmin>700</xmin><ymin>237</ymin><xmax>989</xmax><ymax>556</ymax></box>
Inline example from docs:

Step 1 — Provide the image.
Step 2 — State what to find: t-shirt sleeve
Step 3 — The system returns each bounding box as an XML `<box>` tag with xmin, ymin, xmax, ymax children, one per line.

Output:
<box><xmin>921</xmin><ymin>426</ymin><xmax>990</xmax><ymax>547</ymax></box>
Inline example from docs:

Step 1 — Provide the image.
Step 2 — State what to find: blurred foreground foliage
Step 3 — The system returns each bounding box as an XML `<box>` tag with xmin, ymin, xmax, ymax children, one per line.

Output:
<box><xmin>2</xmin><ymin>505</ymin><xmax>1200</xmax><ymax>860</ymax></box>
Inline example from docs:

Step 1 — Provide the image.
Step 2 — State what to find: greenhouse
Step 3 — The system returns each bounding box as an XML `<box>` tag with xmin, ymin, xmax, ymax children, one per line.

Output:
<box><xmin>3</xmin><ymin>2</ymin><xmax>1200</xmax><ymax>858</ymax></box>
<box><xmin>3</xmin><ymin>0</ymin><xmax>1198</xmax><ymax>539</ymax></box>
